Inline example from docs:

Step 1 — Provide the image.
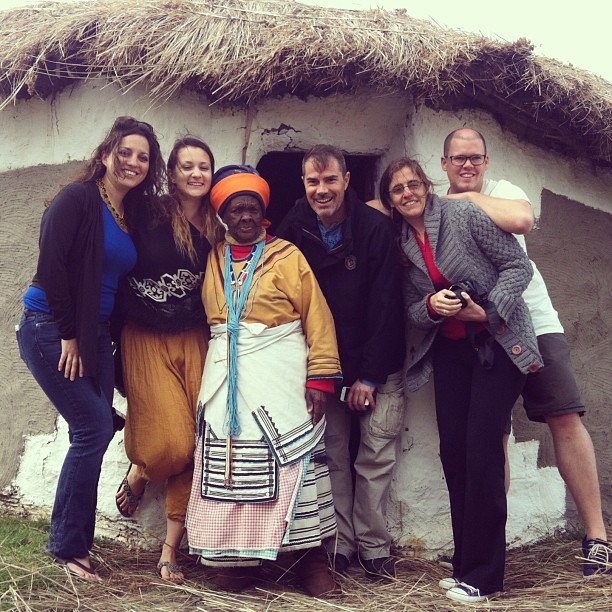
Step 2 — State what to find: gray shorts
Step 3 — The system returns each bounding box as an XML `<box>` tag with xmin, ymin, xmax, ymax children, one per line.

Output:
<box><xmin>521</xmin><ymin>333</ymin><xmax>585</xmax><ymax>422</ymax></box>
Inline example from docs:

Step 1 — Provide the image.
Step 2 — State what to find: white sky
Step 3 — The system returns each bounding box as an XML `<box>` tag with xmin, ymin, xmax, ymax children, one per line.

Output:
<box><xmin>307</xmin><ymin>0</ymin><xmax>612</xmax><ymax>83</ymax></box>
<box><xmin>1</xmin><ymin>0</ymin><xmax>611</xmax><ymax>83</ymax></box>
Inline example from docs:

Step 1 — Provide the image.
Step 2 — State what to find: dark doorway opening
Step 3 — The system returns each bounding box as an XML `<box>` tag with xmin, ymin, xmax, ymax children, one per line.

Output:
<box><xmin>256</xmin><ymin>151</ymin><xmax>380</xmax><ymax>233</ymax></box>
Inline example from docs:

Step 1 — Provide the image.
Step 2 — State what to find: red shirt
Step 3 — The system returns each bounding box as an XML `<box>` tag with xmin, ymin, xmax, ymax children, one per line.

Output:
<box><xmin>414</xmin><ymin>230</ymin><xmax>468</xmax><ymax>340</ymax></box>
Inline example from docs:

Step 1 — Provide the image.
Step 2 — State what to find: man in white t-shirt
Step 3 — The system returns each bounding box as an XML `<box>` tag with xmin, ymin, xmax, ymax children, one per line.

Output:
<box><xmin>440</xmin><ymin>127</ymin><xmax>610</xmax><ymax>577</ymax></box>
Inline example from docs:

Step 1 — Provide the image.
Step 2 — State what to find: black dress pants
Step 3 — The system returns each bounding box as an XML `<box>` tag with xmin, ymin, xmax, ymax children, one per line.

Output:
<box><xmin>433</xmin><ymin>335</ymin><xmax>526</xmax><ymax>593</ymax></box>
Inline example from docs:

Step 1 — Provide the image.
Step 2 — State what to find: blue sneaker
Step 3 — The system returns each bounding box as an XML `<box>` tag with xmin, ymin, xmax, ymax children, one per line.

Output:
<box><xmin>438</xmin><ymin>554</ymin><xmax>453</xmax><ymax>570</ymax></box>
<box><xmin>446</xmin><ymin>582</ymin><xmax>496</xmax><ymax>603</ymax></box>
<box><xmin>582</xmin><ymin>537</ymin><xmax>612</xmax><ymax>577</ymax></box>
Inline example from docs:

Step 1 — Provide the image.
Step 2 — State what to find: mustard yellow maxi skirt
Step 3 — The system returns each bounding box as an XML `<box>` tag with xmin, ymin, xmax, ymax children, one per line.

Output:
<box><xmin>122</xmin><ymin>323</ymin><xmax>208</xmax><ymax>521</ymax></box>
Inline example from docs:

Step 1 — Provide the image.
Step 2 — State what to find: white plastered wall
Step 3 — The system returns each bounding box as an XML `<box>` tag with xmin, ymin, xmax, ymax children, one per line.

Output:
<box><xmin>405</xmin><ymin>107</ymin><xmax>612</xmax><ymax>218</ymax></box>
<box><xmin>3</xmin><ymin>81</ymin><xmax>612</xmax><ymax>554</ymax></box>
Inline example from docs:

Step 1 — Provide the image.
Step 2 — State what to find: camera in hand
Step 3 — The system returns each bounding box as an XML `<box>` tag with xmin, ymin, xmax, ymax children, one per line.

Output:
<box><xmin>449</xmin><ymin>280</ymin><xmax>482</xmax><ymax>309</ymax></box>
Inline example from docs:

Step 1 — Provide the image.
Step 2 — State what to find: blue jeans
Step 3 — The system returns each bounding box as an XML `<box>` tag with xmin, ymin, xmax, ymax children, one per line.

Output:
<box><xmin>16</xmin><ymin>310</ymin><xmax>115</xmax><ymax>559</ymax></box>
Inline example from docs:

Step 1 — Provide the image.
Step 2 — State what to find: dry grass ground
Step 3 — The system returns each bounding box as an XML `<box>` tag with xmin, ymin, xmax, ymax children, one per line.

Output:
<box><xmin>1</xmin><ymin>527</ymin><xmax>611</xmax><ymax>611</ymax></box>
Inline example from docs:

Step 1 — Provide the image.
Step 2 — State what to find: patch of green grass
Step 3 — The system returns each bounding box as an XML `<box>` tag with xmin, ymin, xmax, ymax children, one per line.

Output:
<box><xmin>0</xmin><ymin>515</ymin><xmax>60</xmax><ymax>606</ymax></box>
<box><xmin>0</xmin><ymin>515</ymin><xmax>49</xmax><ymax>561</ymax></box>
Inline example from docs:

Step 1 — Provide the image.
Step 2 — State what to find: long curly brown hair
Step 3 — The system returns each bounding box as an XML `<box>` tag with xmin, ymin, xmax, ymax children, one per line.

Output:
<box><xmin>68</xmin><ymin>116</ymin><xmax>166</xmax><ymax>231</ymax></box>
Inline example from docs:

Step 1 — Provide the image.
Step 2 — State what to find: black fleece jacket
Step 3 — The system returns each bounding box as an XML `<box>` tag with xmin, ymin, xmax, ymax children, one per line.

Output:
<box><xmin>276</xmin><ymin>189</ymin><xmax>405</xmax><ymax>386</ymax></box>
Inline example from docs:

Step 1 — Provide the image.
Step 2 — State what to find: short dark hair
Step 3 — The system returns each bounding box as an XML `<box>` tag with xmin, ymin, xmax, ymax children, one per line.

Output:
<box><xmin>443</xmin><ymin>128</ymin><xmax>487</xmax><ymax>157</ymax></box>
<box><xmin>302</xmin><ymin>144</ymin><xmax>347</xmax><ymax>175</ymax></box>
<box><xmin>378</xmin><ymin>157</ymin><xmax>434</xmax><ymax>265</ymax></box>
<box><xmin>379</xmin><ymin>157</ymin><xmax>433</xmax><ymax>211</ymax></box>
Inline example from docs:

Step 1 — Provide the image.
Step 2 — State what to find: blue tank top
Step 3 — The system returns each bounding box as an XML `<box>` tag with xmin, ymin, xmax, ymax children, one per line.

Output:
<box><xmin>24</xmin><ymin>200</ymin><xmax>137</xmax><ymax>321</ymax></box>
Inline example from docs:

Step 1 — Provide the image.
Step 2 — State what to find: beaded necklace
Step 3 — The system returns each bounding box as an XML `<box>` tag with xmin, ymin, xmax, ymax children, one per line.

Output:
<box><xmin>223</xmin><ymin>239</ymin><xmax>265</xmax><ymax>438</ymax></box>
<box><xmin>222</xmin><ymin>239</ymin><xmax>265</xmax><ymax>487</ymax></box>
<box><xmin>97</xmin><ymin>179</ymin><xmax>127</xmax><ymax>232</ymax></box>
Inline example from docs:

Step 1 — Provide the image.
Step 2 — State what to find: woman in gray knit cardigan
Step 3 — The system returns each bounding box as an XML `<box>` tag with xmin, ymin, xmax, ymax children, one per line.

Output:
<box><xmin>379</xmin><ymin>158</ymin><xmax>542</xmax><ymax>604</ymax></box>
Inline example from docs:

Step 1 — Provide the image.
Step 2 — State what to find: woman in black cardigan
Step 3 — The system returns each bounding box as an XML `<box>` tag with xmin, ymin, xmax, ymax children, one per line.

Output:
<box><xmin>16</xmin><ymin>116</ymin><xmax>164</xmax><ymax>582</ymax></box>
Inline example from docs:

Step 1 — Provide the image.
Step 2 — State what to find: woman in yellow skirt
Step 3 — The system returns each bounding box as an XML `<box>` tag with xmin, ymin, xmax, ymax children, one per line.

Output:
<box><xmin>115</xmin><ymin>136</ymin><xmax>221</xmax><ymax>582</ymax></box>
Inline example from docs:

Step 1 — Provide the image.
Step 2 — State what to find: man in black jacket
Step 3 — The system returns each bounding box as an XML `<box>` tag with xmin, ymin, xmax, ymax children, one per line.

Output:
<box><xmin>276</xmin><ymin>145</ymin><xmax>405</xmax><ymax>579</ymax></box>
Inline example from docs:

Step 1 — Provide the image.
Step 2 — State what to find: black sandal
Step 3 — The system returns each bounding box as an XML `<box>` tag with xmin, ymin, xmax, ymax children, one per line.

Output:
<box><xmin>115</xmin><ymin>463</ymin><xmax>144</xmax><ymax>518</ymax></box>
<box><xmin>54</xmin><ymin>556</ymin><xmax>101</xmax><ymax>582</ymax></box>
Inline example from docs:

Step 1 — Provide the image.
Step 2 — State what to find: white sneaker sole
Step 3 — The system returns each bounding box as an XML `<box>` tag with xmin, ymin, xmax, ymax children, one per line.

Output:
<box><xmin>439</xmin><ymin>577</ymin><xmax>460</xmax><ymax>590</ymax></box>
<box><xmin>446</xmin><ymin>586</ymin><xmax>499</xmax><ymax>603</ymax></box>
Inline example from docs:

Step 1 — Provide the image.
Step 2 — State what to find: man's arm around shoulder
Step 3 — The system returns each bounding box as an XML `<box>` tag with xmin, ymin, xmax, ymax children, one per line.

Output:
<box><xmin>443</xmin><ymin>190</ymin><xmax>534</xmax><ymax>235</ymax></box>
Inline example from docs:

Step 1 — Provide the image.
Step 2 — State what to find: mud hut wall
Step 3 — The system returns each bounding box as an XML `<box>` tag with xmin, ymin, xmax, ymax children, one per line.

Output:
<box><xmin>0</xmin><ymin>82</ymin><xmax>247</xmax><ymax>173</ymax></box>
<box><xmin>240</xmin><ymin>92</ymin><xmax>411</xmax><ymax>165</ymax></box>
<box><xmin>2</xmin><ymin>82</ymin><xmax>611</xmax><ymax>552</ymax></box>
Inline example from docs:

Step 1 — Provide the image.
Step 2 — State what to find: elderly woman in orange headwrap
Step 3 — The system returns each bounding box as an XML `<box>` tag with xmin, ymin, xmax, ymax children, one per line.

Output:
<box><xmin>185</xmin><ymin>166</ymin><xmax>342</xmax><ymax>597</ymax></box>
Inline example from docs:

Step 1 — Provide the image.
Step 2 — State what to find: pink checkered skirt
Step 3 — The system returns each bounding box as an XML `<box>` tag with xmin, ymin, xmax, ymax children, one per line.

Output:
<box><xmin>186</xmin><ymin>436</ymin><xmax>336</xmax><ymax>566</ymax></box>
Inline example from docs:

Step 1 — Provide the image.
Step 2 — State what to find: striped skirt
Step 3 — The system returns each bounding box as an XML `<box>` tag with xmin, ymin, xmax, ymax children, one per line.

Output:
<box><xmin>186</xmin><ymin>436</ymin><xmax>336</xmax><ymax>566</ymax></box>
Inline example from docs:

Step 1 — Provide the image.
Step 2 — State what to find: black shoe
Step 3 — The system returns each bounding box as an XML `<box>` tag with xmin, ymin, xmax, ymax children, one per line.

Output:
<box><xmin>361</xmin><ymin>556</ymin><xmax>396</xmax><ymax>580</ymax></box>
<box><xmin>438</xmin><ymin>554</ymin><xmax>453</xmax><ymax>570</ymax></box>
<box><xmin>331</xmin><ymin>553</ymin><xmax>351</xmax><ymax>574</ymax></box>
<box><xmin>582</xmin><ymin>537</ymin><xmax>612</xmax><ymax>577</ymax></box>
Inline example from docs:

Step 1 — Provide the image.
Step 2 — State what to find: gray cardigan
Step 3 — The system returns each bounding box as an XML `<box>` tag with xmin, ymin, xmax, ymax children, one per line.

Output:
<box><xmin>401</xmin><ymin>194</ymin><xmax>543</xmax><ymax>392</ymax></box>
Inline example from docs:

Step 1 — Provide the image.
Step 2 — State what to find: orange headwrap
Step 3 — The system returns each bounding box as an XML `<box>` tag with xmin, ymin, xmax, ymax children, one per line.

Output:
<box><xmin>210</xmin><ymin>166</ymin><xmax>271</xmax><ymax>217</ymax></box>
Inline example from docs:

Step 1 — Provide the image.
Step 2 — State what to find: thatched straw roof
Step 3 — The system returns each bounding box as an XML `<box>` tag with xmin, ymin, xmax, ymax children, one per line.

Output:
<box><xmin>1</xmin><ymin>0</ymin><xmax>611</xmax><ymax>164</ymax></box>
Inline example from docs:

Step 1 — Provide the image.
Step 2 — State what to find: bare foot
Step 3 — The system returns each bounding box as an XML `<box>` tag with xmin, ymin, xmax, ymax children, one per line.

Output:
<box><xmin>115</xmin><ymin>464</ymin><xmax>147</xmax><ymax>517</ymax></box>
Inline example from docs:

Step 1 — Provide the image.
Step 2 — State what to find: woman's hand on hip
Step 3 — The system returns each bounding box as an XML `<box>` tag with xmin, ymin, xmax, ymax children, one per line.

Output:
<box><xmin>306</xmin><ymin>388</ymin><xmax>328</xmax><ymax>425</ymax></box>
<box><xmin>59</xmin><ymin>338</ymin><xmax>84</xmax><ymax>381</ymax></box>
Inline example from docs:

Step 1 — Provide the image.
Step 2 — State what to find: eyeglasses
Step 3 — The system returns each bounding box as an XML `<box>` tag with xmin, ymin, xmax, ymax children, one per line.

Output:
<box><xmin>446</xmin><ymin>155</ymin><xmax>486</xmax><ymax>167</ymax></box>
<box><xmin>388</xmin><ymin>180</ymin><xmax>424</xmax><ymax>196</ymax></box>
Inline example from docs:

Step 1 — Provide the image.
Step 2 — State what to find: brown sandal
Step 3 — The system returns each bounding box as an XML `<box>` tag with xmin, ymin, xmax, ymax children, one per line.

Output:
<box><xmin>115</xmin><ymin>463</ymin><xmax>144</xmax><ymax>518</ymax></box>
<box><xmin>157</xmin><ymin>560</ymin><xmax>184</xmax><ymax>583</ymax></box>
